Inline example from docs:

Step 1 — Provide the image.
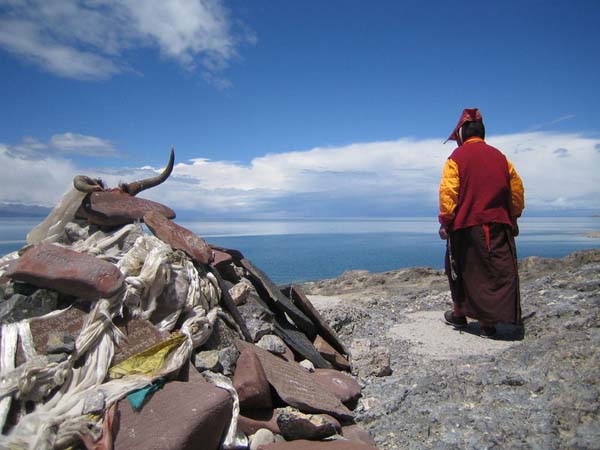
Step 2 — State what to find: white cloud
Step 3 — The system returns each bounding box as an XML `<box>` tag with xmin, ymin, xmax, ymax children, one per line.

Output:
<box><xmin>50</xmin><ymin>133</ymin><xmax>120</xmax><ymax>156</ymax></box>
<box><xmin>3</xmin><ymin>134</ymin><xmax>121</xmax><ymax>159</ymax></box>
<box><xmin>0</xmin><ymin>0</ymin><xmax>244</xmax><ymax>82</ymax></box>
<box><xmin>0</xmin><ymin>144</ymin><xmax>77</xmax><ymax>205</ymax></box>
<box><xmin>494</xmin><ymin>132</ymin><xmax>600</xmax><ymax>212</ymax></box>
<box><xmin>2</xmin><ymin>132</ymin><xmax>599</xmax><ymax>216</ymax></box>
<box><xmin>2</xmin><ymin>136</ymin><xmax>48</xmax><ymax>159</ymax></box>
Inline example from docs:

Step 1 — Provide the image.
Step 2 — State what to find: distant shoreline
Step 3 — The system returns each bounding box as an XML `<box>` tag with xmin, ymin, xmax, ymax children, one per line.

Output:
<box><xmin>585</xmin><ymin>231</ymin><xmax>600</xmax><ymax>238</ymax></box>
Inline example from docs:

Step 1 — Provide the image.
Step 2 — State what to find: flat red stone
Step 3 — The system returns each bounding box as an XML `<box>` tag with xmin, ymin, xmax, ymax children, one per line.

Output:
<box><xmin>5</xmin><ymin>243</ymin><xmax>124</xmax><ymax>299</ymax></box>
<box><xmin>114</xmin><ymin>380</ymin><xmax>233</xmax><ymax>450</ymax></box>
<box><xmin>77</xmin><ymin>190</ymin><xmax>175</xmax><ymax>226</ymax></box>
<box><xmin>233</xmin><ymin>348</ymin><xmax>273</xmax><ymax>410</ymax></box>
<box><xmin>235</xmin><ymin>340</ymin><xmax>353</xmax><ymax>421</ymax></box>
<box><xmin>238</xmin><ymin>409</ymin><xmax>281</xmax><ymax>435</ymax></box>
<box><xmin>211</xmin><ymin>248</ymin><xmax>233</xmax><ymax>267</ymax></box>
<box><xmin>311</xmin><ymin>369</ymin><xmax>361</xmax><ymax>408</ymax></box>
<box><xmin>144</xmin><ymin>211</ymin><xmax>214</xmax><ymax>265</ymax></box>
<box><xmin>313</xmin><ymin>335</ymin><xmax>351</xmax><ymax>371</ymax></box>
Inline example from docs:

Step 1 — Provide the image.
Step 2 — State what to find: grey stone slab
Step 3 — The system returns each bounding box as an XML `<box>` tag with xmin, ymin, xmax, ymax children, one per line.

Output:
<box><xmin>274</xmin><ymin>317</ymin><xmax>332</xmax><ymax>369</ymax></box>
<box><xmin>210</xmin><ymin>267</ymin><xmax>253</xmax><ymax>342</ymax></box>
<box><xmin>280</xmin><ymin>285</ymin><xmax>350</xmax><ymax>358</ymax></box>
<box><xmin>240</xmin><ymin>258</ymin><xmax>316</xmax><ymax>338</ymax></box>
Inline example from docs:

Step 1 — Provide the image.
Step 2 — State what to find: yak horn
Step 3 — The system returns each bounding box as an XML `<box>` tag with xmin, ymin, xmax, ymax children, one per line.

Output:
<box><xmin>73</xmin><ymin>176</ymin><xmax>105</xmax><ymax>193</ymax></box>
<box><xmin>120</xmin><ymin>148</ymin><xmax>175</xmax><ymax>196</ymax></box>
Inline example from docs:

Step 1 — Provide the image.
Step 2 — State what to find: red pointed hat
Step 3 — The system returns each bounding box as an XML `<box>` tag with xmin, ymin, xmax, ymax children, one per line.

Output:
<box><xmin>445</xmin><ymin>108</ymin><xmax>483</xmax><ymax>143</ymax></box>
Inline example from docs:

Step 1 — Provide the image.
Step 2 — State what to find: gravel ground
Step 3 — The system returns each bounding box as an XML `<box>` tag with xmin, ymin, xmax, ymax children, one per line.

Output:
<box><xmin>303</xmin><ymin>249</ymin><xmax>600</xmax><ymax>450</ymax></box>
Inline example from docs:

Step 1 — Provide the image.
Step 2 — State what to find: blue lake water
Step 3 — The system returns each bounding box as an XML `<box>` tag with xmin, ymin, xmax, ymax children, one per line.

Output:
<box><xmin>1</xmin><ymin>217</ymin><xmax>598</xmax><ymax>284</ymax></box>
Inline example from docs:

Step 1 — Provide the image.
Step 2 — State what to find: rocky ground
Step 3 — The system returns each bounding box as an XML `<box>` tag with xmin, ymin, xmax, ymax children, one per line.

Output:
<box><xmin>302</xmin><ymin>249</ymin><xmax>600</xmax><ymax>450</ymax></box>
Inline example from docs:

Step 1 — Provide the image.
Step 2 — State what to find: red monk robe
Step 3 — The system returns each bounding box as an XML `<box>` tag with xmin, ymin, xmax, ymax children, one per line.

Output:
<box><xmin>439</xmin><ymin>108</ymin><xmax>525</xmax><ymax>336</ymax></box>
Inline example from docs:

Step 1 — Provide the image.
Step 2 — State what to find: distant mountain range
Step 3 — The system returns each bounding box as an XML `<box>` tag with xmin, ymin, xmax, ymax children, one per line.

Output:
<box><xmin>0</xmin><ymin>203</ymin><xmax>52</xmax><ymax>217</ymax></box>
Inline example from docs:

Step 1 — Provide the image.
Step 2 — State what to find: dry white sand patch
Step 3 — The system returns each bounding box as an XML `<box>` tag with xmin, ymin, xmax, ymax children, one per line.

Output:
<box><xmin>388</xmin><ymin>310</ymin><xmax>519</xmax><ymax>360</ymax></box>
<box><xmin>307</xmin><ymin>294</ymin><xmax>346</xmax><ymax>310</ymax></box>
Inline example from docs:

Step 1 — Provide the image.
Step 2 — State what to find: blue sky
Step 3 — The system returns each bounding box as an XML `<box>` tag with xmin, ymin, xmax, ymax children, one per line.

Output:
<box><xmin>1</xmin><ymin>0</ymin><xmax>599</xmax><ymax>218</ymax></box>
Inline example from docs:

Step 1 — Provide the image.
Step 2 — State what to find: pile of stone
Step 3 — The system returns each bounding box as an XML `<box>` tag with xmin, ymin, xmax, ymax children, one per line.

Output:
<box><xmin>0</xmin><ymin>164</ymin><xmax>379</xmax><ymax>450</ymax></box>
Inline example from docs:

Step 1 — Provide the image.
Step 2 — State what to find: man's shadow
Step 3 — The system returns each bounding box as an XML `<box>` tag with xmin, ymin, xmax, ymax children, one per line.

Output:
<box><xmin>450</xmin><ymin>312</ymin><xmax>534</xmax><ymax>341</ymax></box>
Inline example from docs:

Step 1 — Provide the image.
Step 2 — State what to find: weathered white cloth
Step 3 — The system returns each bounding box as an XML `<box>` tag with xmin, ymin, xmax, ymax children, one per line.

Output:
<box><xmin>1</xmin><ymin>217</ymin><xmax>225</xmax><ymax>449</ymax></box>
<box><xmin>26</xmin><ymin>188</ymin><xmax>86</xmax><ymax>245</ymax></box>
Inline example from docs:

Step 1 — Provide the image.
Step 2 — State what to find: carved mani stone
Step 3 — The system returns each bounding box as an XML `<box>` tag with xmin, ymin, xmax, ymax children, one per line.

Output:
<box><xmin>143</xmin><ymin>211</ymin><xmax>214</xmax><ymax>264</ymax></box>
<box><xmin>14</xmin><ymin>308</ymin><xmax>167</xmax><ymax>367</ymax></box>
<box><xmin>5</xmin><ymin>243</ymin><xmax>124</xmax><ymax>299</ymax></box>
<box><xmin>114</xmin><ymin>380</ymin><xmax>233</xmax><ymax>450</ymax></box>
<box><xmin>233</xmin><ymin>348</ymin><xmax>273</xmax><ymax>410</ymax></box>
<box><xmin>112</xmin><ymin>318</ymin><xmax>169</xmax><ymax>365</ymax></box>
<box><xmin>311</xmin><ymin>368</ymin><xmax>361</xmax><ymax>408</ymax></box>
<box><xmin>234</xmin><ymin>340</ymin><xmax>353</xmax><ymax>422</ymax></box>
<box><xmin>77</xmin><ymin>190</ymin><xmax>175</xmax><ymax>226</ymax></box>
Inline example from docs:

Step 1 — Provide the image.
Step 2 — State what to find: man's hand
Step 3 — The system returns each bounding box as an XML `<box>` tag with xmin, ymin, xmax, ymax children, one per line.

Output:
<box><xmin>439</xmin><ymin>225</ymin><xmax>449</xmax><ymax>240</ymax></box>
<box><xmin>511</xmin><ymin>218</ymin><xmax>520</xmax><ymax>237</ymax></box>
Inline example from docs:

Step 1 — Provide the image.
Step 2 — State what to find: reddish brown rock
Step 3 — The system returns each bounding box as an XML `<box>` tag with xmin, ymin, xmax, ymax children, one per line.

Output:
<box><xmin>208</xmin><ymin>245</ymin><xmax>244</xmax><ymax>261</ymax></box>
<box><xmin>114</xmin><ymin>380</ymin><xmax>232</xmax><ymax>450</ymax></box>
<box><xmin>258</xmin><ymin>440</ymin><xmax>379</xmax><ymax>450</ymax></box>
<box><xmin>5</xmin><ymin>243</ymin><xmax>124</xmax><ymax>299</ymax></box>
<box><xmin>143</xmin><ymin>211</ymin><xmax>214</xmax><ymax>264</ymax></box>
<box><xmin>342</xmin><ymin>424</ymin><xmax>378</xmax><ymax>446</ymax></box>
<box><xmin>233</xmin><ymin>348</ymin><xmax>273</xmax><ymax>410</ymax></box>
<box><xmin>311</xmin><ymin>369</ymin><xmax>361</xmax><ymax>408</ymax></box>
<box><xmin>77</xmin><ymin>190</ymin><xmax>176</xmax><ymax>226</ymax></box>
<box><xmin>313</xmin><ymin>335</ymin><xmax>351</xmax><ymax>371</ymax></box>
<box><xmin>211</xmin><ymin>248</ymin><xmax>234</xmax><ymax>267</ymax></box>
<box><xmin>238</xmin><ymin>409</ymin><xmax>281</xmax><ymax>435</ymax></box>
<box><xmin>235</xmin><ymin>340</ymin><xmax>353</xmax><ymax>421</ymax></box>
<box><xmin>276</xmin><ymin>407</ymin><xmax>341</xmax><ymax>440</ymax></box>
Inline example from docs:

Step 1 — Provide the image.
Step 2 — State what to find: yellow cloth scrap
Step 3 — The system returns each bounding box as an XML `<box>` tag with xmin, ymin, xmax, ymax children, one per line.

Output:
<box><xmin>109</xmin><ymin>333</ymin><xmax>186</xmax><ymax>379</ymax></box>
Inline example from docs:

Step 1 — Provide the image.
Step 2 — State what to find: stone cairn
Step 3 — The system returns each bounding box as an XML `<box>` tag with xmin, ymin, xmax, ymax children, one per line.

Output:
<box><xmin>0</xmin><ymin>151</ymin><xmax>379</xmax><ymax>450</ymax></box>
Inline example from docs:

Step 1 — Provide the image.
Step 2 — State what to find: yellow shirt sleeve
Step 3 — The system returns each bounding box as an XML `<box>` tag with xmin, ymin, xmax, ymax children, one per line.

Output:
<box><xmin>439</xmin><ymin>158</ymin><xmax>460</xmax><ymax>225</ymax></box>
<box><xmin>507</xmin><ymin>160</ymin><xmax>525</xmax><ymax>218</ymax></box>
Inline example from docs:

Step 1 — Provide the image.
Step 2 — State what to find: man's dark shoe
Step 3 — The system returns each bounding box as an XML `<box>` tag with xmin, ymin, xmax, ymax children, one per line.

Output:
<box><xmin>513</xmin><ymin>323</ymin><xmax>525</xmax><ymax>340</ymax></box>
<box><xmin>480</xmin><ymin>325</ymin><xmax>497</xmax><ymax>339</ymax></box>
<box><xmin>444</xmin><ymin>310</ymin><xmax>467</xmax><ymax>328</ymax></box>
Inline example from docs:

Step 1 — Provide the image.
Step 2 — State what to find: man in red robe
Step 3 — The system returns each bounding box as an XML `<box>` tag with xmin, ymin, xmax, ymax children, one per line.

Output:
<box><xmin>438</xmin><ymin>108</ymin><xmax>525</xmax><ymax>338</ymax></box>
